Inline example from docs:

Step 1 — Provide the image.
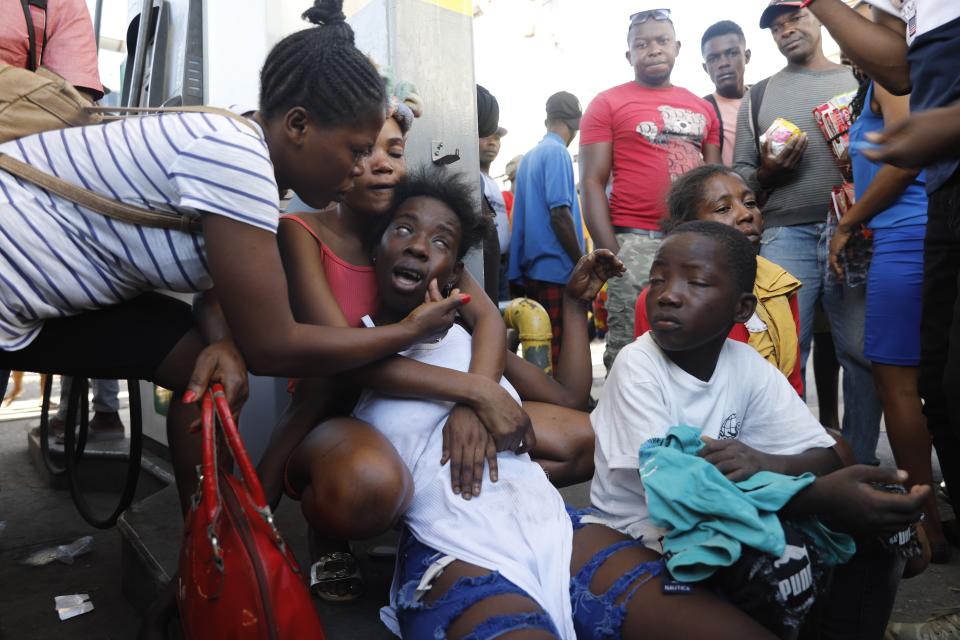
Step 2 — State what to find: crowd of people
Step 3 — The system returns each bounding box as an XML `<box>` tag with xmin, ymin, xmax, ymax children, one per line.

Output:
<box><xmin>1</xmin><ymin>0</ymin><xmax>959</xmax><ymax>638</ymax></box>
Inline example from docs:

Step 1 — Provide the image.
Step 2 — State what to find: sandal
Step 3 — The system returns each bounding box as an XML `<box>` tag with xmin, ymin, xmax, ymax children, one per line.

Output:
<box><xmin>309</xmin><ymin>551</ymin><xmax>363</xmax><ymax>603</ymax></box>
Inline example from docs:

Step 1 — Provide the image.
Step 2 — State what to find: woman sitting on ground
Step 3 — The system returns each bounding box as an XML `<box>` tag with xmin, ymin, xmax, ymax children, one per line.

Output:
<box><xmin>257</xmin><ymin>88</ymin><xmax>596</xmax><ymax>600</ymax></box>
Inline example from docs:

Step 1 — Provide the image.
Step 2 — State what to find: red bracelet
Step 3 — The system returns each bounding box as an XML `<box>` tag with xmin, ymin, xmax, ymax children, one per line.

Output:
<box><xmin>800</xmin><ymin>0</ymin><xmax>817</xmax><ymax>8</ymax></box>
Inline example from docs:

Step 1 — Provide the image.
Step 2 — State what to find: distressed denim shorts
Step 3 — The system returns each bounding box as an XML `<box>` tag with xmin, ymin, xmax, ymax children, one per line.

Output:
<box><xmin>567</xmin><ymin>507</ymin><xmax>666</xmax><ymax>640</ymax></box>
<box><xmin>394</xmin><ymin>529</ymin><xmax>561</xmax><ymax>639</ymax></box>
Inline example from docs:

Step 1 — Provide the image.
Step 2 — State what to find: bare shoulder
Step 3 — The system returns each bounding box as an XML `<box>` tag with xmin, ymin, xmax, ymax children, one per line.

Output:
<box><xmin>279</xmin><ymin>208</ymin><xmax>337</xmax><ymax>243</ymax></box>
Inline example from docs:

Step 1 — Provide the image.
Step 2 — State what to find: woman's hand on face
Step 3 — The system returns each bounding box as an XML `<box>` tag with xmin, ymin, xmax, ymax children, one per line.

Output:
<box><xmin>182</xmin><ymin>339</ymin><xmax>250</xmax><ymax>421</ymax></box>
<box><xmin>401</xmin><ymin>279</ymin><xmax>471</xmax><ymax>341</ymax></box>
<box><xmin>441</xmin><ymin>404</ymin><xmax>498</xmax><ymax>500</ymax></box>
<box><xmin>565</xmin><ymin>250</ymin><xmax>626</xmax><ymax>303</ymax></box>
<box><xmin>828</xmin><ymin>224</ymin><xmax>854</xmax><ymax>280</ymax></box>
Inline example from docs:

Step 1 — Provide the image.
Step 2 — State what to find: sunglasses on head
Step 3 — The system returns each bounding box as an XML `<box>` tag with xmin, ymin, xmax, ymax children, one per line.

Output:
<box><xmin>629</xmin><ymin>8</ymin><xmax>671</xmax><ymax>24</ymax></box>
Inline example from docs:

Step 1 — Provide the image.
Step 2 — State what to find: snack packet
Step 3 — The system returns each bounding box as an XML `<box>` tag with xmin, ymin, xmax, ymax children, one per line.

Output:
<box><xmin>813</xmin><ymin>90</ymin><xmax>856</xmax><ymax>166</ymax></box>
<box><xmin>759</xmin><ymin>117</ymin><xmax>802</xmax><ymax>156</ymax></box>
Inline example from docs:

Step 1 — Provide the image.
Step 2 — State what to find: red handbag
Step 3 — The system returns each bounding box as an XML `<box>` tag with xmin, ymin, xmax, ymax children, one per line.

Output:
<box><xmin>177</xmin><ymin>384</ymin><xmax>326</xmax><ymax>639</ymax></box>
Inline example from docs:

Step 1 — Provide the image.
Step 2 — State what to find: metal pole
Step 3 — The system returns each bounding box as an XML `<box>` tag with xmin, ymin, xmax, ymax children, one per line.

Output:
<box><xmin>93</xmin><ymin>0</ymin><xmax>103</xmax><ymax>49</ymax></box>
<box><xmin>127</xmin><ymin>0</ymin><xmax>153</xmax><ymax>106</ymax></box>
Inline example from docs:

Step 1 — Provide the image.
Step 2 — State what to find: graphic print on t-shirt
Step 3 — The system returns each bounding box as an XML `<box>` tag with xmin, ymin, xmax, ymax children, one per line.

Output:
<box><xmin>635</xmin><ymin>106</ymin><xmax>708</xmax><ymax>183</ymax></box>
<box><xmin>718</xmin><ymin>412</ymin><xmax>742</xmax><ymax>440</ymax></box>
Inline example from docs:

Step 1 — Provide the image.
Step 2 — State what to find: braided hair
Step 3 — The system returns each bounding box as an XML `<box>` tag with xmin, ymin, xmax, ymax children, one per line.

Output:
<box><xmin>849</xmin><ymin>66</ymin><xmax>871</xmax><ymax>124</ymax></box>
<box><xmin>259</xmin><ymin>0</ymin><xmax>387</xmax><ymax>127</ymax></box>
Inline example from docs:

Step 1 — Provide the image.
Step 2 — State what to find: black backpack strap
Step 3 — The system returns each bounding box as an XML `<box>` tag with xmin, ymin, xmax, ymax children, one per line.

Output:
<box><xmin>749</xmin><ymin>78</ymin><xmax>770</xmax><ymax>156</ymax></box>
<box><xmin>19</xmin><ymin>0</ymin><xmax>47</xmax><ymax>71</ymax></box>
<box><xmin>703</xmin><ymin>94</ymin><xmax>723</xmax><ymax>158</ymax></box>
<box><xmin>20</xmin><ymin>0</ymin><xmax>37</xmax><ymax>71</ymax></box>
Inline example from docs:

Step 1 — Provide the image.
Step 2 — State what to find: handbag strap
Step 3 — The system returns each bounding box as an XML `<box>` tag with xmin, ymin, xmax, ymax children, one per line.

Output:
<box><xmin>209</xmin><ymin>384</ymin><xmax>270</xmax><ymax>509</ymax></box>
<box><xmin>202</xmin><ymin>384</ymin><xmax>299</xmax><ymax>574</ymax></box>
<box><xmin>0</xmin><ymin>152</ymin><xmax>203</xmax><ymax>233</ymax></box>
<box><xmin>199</xmin><ymin>392</ymin><xmax>224</xmax><ymax>569</ymax></box>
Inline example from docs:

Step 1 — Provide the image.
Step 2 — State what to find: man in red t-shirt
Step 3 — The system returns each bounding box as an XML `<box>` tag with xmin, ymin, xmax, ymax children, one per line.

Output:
<box><xmin>580</xmin><ymin>8</ymin><xmax>721</xmax><ymax>371</ymax></box>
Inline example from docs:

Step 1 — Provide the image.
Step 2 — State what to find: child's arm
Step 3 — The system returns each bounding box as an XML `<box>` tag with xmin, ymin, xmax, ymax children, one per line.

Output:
<box><xmin>699</xmin><ymin>437</ymin><xmax>842</xmax><ymax>482</ymax></box>
<box><xmin>782</xmin><ymin>465</ymin><xmax>929</xmax><ymax>537</ymax></box>
<box><xmin>504</xmin><ymin>250</ymin><xmax>625</xmax><ymax>409</ymax></box>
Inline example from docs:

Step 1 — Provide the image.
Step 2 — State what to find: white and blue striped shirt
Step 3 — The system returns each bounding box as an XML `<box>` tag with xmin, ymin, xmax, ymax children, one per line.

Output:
<box><xmin>0</xmin><ymin>112</ymin><xmax>280</xmax><ymax>350</ymax></box>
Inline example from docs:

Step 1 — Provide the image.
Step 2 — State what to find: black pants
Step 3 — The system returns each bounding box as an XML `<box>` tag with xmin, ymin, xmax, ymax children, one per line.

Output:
<box><xmin>0</xmin><ymin>293</ymin><xmax>195</xmax><ymax>399</ymax></box>
<box><xmin>918</xmin><ymin>170</ymin><xmax>960</xmax><ymax>503</ymax></box>
<box><xmin>799</xmin><ymin>541</ymin><xmax>905</xmax><ymax>640</ymax></box>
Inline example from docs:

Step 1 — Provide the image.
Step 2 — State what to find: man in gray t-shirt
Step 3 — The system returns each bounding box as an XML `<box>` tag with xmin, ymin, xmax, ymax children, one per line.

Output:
<box><xmin>733</xmin><ymin>0</ymin><xmax>881</xmax><ymax>465</ymax></box>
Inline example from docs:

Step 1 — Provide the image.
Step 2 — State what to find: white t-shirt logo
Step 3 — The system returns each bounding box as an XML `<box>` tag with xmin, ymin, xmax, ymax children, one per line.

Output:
<box><xmin>718</xmin><ymin>412</ymin><xmax>742</xmax><ymax>440</ymax></box>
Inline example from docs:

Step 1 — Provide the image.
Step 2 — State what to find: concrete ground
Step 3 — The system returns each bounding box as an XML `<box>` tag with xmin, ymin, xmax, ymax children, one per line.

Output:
<box><xmin>1</xmin><ymin>346</ymin><xmax>959</xmax><ymax>638</ymax></box>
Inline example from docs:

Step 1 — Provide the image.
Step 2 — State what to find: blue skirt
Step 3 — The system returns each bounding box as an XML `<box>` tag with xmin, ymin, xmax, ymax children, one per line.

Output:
<box><xmin>865</xmin><ymin>224</ymin><xmax>926</xmax><ymax>366</ymax></box>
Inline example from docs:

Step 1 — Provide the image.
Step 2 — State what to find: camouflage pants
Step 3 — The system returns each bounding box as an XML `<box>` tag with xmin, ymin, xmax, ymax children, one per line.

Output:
<box><xmin>603</xmin><ymin>231</ymin><xmax>662</xmax><ymax>371</ymax></box>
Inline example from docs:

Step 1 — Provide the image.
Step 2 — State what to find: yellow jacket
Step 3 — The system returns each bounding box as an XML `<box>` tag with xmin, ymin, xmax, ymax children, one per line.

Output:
<box><xmin>748</xmin><ymin>256</ymin><xmax>802</xmax><ymax>382</ymax></box>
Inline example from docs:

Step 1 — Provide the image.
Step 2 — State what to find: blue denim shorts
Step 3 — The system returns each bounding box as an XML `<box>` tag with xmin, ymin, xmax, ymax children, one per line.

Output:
<box><xmin>394</xmin><ymin>512</ymin><xmax>667</xmax><ymax>639</ymax></box>
<box><xmin>568</xmin><ymin>508</ymin><xmax>666</xmax><ymax>640</ymax></box>
<box><xmin>394</xmin><ymin>529</ymin><xmax>561</xmax><ymax>639</ymax></box>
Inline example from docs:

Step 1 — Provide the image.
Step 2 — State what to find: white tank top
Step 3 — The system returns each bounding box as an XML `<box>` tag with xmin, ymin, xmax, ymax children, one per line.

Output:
<box><xmin>353</xmin><ymin>323</ymin><xmax>574</xmax><ymax>638</ymax></box>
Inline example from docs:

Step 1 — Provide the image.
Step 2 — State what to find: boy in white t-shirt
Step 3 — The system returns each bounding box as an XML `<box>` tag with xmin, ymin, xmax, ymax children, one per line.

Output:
<box><xmin>568</xmin><ymin>221</ymin><xmax>931</xmax><ymax>639</ymax></box>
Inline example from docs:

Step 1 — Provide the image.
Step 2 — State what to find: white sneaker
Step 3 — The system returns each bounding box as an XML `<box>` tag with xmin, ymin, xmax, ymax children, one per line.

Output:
<box><xmin>886</xmin><ymin>610</ymin><xmax>960</xmax><ymax>640</ymax></box>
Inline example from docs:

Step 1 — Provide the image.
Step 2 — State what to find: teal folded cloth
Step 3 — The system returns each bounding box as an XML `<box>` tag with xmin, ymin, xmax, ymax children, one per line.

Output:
<box><xmin>639</xmin><ymin>425</ymin><xmax>856</xmax><ymax>582</ymax></box>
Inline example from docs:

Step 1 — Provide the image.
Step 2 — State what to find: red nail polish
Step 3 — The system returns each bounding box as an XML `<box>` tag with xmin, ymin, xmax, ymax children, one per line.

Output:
<box><xmin>182</xmin><ymin>390</ymin><xmax>197</xmax><ymax>403</ymax></box>
<box><xmin>460</xmin><ymin>294</ymin><xmax>471</xmax><ymax>304</ymax></box>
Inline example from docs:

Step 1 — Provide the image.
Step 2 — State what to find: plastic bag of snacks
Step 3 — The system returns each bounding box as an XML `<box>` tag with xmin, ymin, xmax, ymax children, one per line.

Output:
<box><xmin>812</xmin><ymin>90</ymin><xmax>856</xmax><ymax>168</ymax></box>
<box><xmin>759</xmin><ymin>117</ymin><xmax>802</xmax><ymax>156</ymax></box>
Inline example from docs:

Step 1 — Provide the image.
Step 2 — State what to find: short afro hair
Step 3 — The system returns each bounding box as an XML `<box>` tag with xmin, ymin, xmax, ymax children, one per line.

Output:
<box><xmin>663</xmin><ymin>164</ymin><xmax>745</xmax><ymax>232</ymax></box>
<box><xmin>701</xmin><ymin>20</ymin><xmax>745</xmax><ymax>53</ymax></box>
<box><xmin>387</xmin><ymin>168</ymin><xmax>489</xmax><ymax>260</ymax></box>
<box><xmin>666</xmin><ymin>220</ymin><xmax>757</xmax><ymax>295</ymax></box>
